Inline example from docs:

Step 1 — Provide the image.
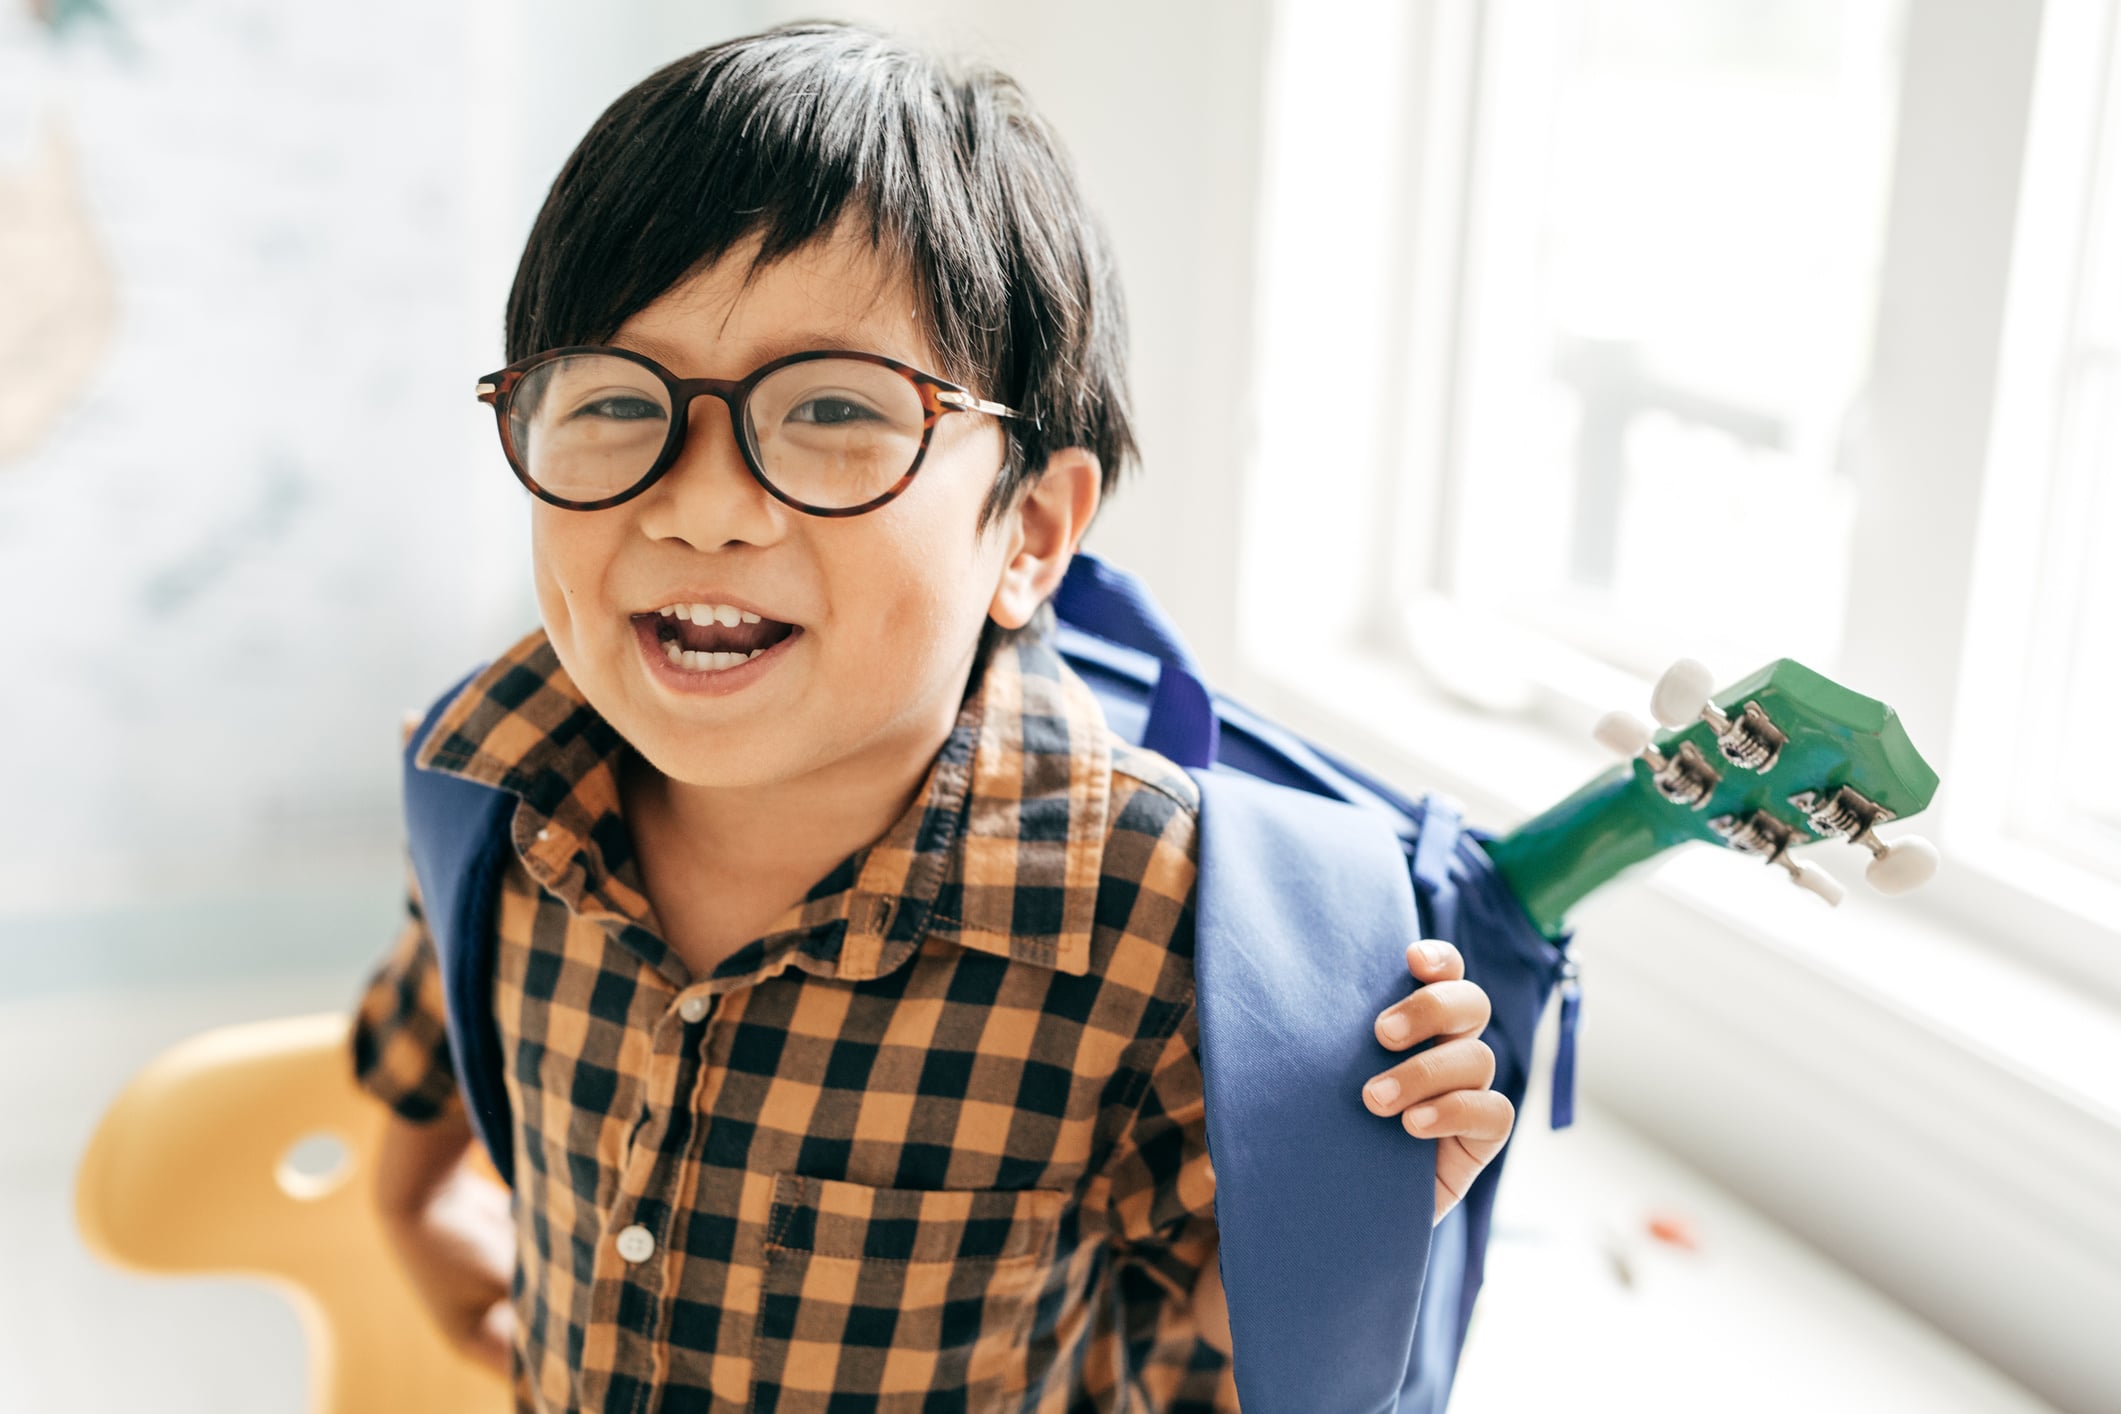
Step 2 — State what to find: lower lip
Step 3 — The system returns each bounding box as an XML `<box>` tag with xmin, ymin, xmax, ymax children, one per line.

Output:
<box><xmin>632</xmin><ymin>616</ymin><xmax>803</xmax><ymax>697</ymax></box>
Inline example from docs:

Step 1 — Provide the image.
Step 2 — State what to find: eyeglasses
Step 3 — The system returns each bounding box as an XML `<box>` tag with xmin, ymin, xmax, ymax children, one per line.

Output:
<box><xmin>474</xmin><ymin>345</ymin><xmax>1041</xmax><ymax>517</ymax></box>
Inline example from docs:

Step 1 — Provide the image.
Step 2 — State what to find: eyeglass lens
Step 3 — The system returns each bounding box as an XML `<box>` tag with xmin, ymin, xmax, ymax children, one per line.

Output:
<box><xmin>505</xmin><ymin>353</ymin><xmax>928</xmax><ymax>508</ymax></box>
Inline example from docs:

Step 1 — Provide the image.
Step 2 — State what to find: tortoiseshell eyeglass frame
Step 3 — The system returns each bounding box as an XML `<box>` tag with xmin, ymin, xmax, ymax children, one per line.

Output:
<box><xmin>473</xmin><ymin>344</ymin><xmax>1041</xmax><ymax>517</ymax></box>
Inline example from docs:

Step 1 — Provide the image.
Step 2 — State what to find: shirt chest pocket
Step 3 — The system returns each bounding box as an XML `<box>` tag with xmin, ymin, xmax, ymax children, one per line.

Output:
<box><xmin>747</xmin><ymin>1172</ymin><xmax>1068</xmax><ymax>1410</ymax></box>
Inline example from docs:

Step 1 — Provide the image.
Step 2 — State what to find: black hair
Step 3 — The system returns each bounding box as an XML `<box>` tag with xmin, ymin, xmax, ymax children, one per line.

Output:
<box><xmin>503</xmin><ymin>18</ymin><xmax>1139</xmax><ymax>665</ymax></box>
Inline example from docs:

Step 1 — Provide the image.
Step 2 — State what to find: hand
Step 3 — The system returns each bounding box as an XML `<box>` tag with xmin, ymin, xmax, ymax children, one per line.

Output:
<box><xmin>378</xmin><ymin>1158</ymin><xmax>518</xmax><ymax>1378</ymax></box>
<box><xmin>1360</xmin><ymin>938</ymin><xmax>1515</xmax><ymax>1225</ymax></box>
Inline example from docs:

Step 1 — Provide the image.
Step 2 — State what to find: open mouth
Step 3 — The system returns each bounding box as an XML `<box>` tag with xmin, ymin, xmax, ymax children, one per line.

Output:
<box><xmin>636</xmin><ymin>605</ymin><xmax>800</xmax><ymax>672</ymax></box>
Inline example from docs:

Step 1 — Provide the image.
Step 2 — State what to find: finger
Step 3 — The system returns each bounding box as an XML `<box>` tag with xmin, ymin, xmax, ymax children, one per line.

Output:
<box><xmin>1361</xmin><ymin>1035</ymin><xmax>1496</xmax><ymax>1115</ymax></box>
<box><xmin>1406</xmin><ymin>938</ymin><xmax>1464</xmax><ymax>984</ymax></box>
<box><xmin>1427</xmin><ymin>1092</ymin><xmax>1516</xmax><ymax>1225</ymax></box>
<box><xmin>1402</xmin><ymin>1087</ymin><xmax>1515</xmax><ymax>1146</ymax></box>
<box><xmin>470</xmin><ymin>1296</ymin><xmax>515</xmax><ymax>1377</ymax></box>
<box><xmin>1373</xmin><ymin>978</ymin><xmax>1491</xmax><ymax>1050</ymax></box>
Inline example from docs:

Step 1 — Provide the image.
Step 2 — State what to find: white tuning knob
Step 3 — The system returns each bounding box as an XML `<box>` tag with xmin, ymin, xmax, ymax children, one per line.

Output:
<box><xmin>1864</xmin><ymin>835</ymin><xmax>1940</xmax><ymax>895</ymax></box>
<box><xmin>1593</xmin><ymin>710</ymin><xmax>1654</xmax><ymax>759</ymax></box>
<box><xmin>1785</xmin><ymin>859</ymin><xmax>1847</xmax><ymax>906</ymax></box>
<box><xmin>1650</xmin><ymin>658</ymin><xmax>1717</xmax><ymax>729</ymax></box>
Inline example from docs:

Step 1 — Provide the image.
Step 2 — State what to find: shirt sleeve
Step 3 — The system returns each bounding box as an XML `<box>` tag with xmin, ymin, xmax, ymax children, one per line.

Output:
<box><xmin>1101</xmin><ymin>995</ymin><xmax>1241</xmax><ymax>1412</ymax></box>
<box><xmin>349</xmin><ymin>849</ymin><xmax>465</xmax><ymax>1125</ymax></box>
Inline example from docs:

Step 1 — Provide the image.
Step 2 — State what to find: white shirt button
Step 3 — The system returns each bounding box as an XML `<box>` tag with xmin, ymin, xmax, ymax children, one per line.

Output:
<box><xmin>678</xmin><ymin>995</ymin><xmax>709</xmax><ymax>1023</ymax></box>
<box><xmin>535</xmin><ymin>826</ymin><xmax>551</xmax><ymax>842</ymax></box>
<box><xmin>615</xmin><ymin>1224</ymin><xmax>656</xmax><ymax>1263</ymax></box>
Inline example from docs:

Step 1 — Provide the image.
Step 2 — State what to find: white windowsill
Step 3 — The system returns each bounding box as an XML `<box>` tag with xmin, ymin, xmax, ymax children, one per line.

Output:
<box><xmin>1228</xmin><ymin>635</ymin><xmax>2121</xmax><ymax>1122</ymax></box>
<box><xmin>1222</xmin><ymin>635</ymin><xmax>2121</xmax><ymax>1411</ymax></box>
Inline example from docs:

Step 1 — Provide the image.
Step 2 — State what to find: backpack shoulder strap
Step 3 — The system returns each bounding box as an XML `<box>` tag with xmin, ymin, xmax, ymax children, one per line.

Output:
<box><xmin>1194</xmin><ymin>772</ymin><xmax>1576</xmax><ymax>1413</ymax></box>
<box><xmin>400</xmin><ymin>663</ymin><xmax>519</xmax><ymax>1189</ymax></box>
<box><xmin>1191</xmin><ymin>768</ymin><xmax>1437</xmax><ymax>1413</ymax></box>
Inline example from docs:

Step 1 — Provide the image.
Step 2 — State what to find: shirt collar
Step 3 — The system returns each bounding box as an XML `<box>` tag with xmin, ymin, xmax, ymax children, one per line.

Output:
<box><xmin>411</xmin><ymin>617</ymin><xmax>1111</xmax><ymax>979</ymax></box>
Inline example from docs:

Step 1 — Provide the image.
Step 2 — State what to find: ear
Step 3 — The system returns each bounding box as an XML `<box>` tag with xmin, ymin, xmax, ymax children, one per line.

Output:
<box><xmin>987</xmin><ymin>447</ymin><xmax>1101</xmax><ymax>630</ymax></box>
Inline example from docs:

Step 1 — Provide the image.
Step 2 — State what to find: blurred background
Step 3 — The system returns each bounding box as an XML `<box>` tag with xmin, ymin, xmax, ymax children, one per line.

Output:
<box><xmin>3</xmin><ymin>0</ymin><xmax>2117</xmax><ymax>1409</ymax></box>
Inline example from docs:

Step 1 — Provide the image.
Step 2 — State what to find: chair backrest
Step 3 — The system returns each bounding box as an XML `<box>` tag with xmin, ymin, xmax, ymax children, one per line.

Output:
<box><xmin>72</xmin><ymin>1010</ymin><xmax>510</xmax><ymax>1414</ymax></box>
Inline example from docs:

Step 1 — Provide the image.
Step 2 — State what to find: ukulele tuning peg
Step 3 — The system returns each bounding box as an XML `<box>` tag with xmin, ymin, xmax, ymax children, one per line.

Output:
<box><xmin>1593</xmin><ymin>710</ymin><xmax>1655</xmax><ymax>760</ymax></box>
<box><xmin>1650</xmin><ymin>658</ymin><xmax>1717</xmax><ymax>730</ymax></box>
<box><xmin>1780</xmin><ymin>856</ymin><xmax>1847</xmax><ymax>906</ymax></box>
<box><xmin>1862</xmin><ymin>834</ymin><xmax>1940</xmax><ymax>895</ymax></box>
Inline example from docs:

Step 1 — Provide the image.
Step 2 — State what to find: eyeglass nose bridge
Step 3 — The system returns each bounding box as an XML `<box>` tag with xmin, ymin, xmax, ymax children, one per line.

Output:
<box><xmin>642</xmin><ymin>366</ymin><xmax>937</xmax><ymax>520</ymax></box>
<box><xmin>666</xmin><ymin>374</ymin><xmax>756</xmax><ymax>431</ymax></box>
<box><xmin>655</xmin><ymin>374</ymin><xmax>777</xmax><ymax>487</ymax></box>
<box><xmin>647</xmin><ymin>369</ymin><xmax>929</xmax><ymax>521</ymax></box>
<box><xmin>665</xmin><ymin>374</ymin><xmax>752</xmax><ymax>410</ymax></box>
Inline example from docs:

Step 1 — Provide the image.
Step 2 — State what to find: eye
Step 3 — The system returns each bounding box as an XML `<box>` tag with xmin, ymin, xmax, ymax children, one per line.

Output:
<box><xmin>788</xmin><ymin>395</ymin><xmax>883</xmax><ymax>426</ymax></box>
<box><xmin>570</xmin><ymin>395</ymin><xmax>665</xmax><ymax>422</ymax></box>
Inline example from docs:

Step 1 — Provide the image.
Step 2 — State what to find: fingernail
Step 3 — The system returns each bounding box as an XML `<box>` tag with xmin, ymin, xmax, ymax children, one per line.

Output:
<box><xmin>1416</xmin><ymin>943</ymin><xmax>1441</xmax><ymax>970</ymax></box>
<box><xmin>1377</xmin><ymin>1012</ymin><xmax>1412</xmax><ymax>1045</ymax></box>
<box><xmin>1407</xmin><ymin>1105</ymin><xmax>1438</xmax><ymax>1129</ymax></box>
<box><xmin>1366</xmin><ymin>1076</ymin><xmax>1401</xmax><ymax>1109</ymax></box>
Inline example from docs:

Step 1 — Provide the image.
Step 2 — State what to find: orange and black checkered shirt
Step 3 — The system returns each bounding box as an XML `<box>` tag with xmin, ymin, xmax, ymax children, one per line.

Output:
<box><xmin>349</xmin><ymin>615</ymin><xmax>1238</xmax><ymax>1411</ymax></box>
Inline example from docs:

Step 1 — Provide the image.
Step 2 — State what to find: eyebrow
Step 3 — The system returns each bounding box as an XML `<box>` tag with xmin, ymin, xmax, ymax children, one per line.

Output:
<box><xmin>610</xmin><ymin>328</ymin><xmax>922</xmax><ymax>372</ymax></box>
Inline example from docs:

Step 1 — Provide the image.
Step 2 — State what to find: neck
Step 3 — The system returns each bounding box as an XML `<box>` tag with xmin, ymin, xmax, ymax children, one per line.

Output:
<box><xmin>1479</xmin><ymin>760</ymin><xmax>1682</xmax><ymax>940</ymax></box>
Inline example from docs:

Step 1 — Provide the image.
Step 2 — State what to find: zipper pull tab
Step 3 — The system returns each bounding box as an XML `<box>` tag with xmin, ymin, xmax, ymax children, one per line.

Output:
<box><xmin>1550</xmin><ymin>951</ymin><xmax>1582</xmax><ymax>1130</ymax></box>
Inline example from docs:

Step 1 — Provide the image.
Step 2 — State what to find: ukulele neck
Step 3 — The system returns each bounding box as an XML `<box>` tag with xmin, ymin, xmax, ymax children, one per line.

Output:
<box><xmin>1481</xmin><ymin>762</ymin><xmax>1686</xmax><ymax>941</ymax></box>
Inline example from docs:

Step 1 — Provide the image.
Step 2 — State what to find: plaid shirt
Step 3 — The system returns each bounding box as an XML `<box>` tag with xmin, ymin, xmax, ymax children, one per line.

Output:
<box><xmin>349</xmin><ymin>616</ymin><xmax>1237</xmax><ymax>1412</ymax></box>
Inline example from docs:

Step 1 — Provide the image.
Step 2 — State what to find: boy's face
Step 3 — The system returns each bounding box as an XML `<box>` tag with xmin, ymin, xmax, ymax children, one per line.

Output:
<box><xmin>529</xmin><ymin>216</ymin><xmax>1033</xmax><ymax>793</ymax></box>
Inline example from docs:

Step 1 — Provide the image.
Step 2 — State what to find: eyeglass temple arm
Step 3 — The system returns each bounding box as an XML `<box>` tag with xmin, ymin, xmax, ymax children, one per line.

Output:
<box><xmin>936</xmin><ymin>388</ymin><xmax>1039</xmax><ymax>429</ymax></box>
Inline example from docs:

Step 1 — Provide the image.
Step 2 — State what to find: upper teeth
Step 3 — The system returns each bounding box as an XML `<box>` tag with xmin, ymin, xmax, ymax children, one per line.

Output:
<box><xmin>657</xmin><ymin>603</ymin><xmax>763</xmax><ymax>626</ymax></box>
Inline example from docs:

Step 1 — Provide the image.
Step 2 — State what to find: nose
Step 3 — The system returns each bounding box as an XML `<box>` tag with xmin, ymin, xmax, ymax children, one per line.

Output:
<box><xmin>633</xmin><ymin>390</ymin><xmax>785</xmax><ymax>547</ymax></box>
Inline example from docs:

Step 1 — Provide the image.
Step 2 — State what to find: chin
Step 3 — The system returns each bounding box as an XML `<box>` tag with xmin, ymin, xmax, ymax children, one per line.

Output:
<box><xmin>624</xmin><ymin>721</ymin><xmax>760</xmax><ymax>784</ymax></box>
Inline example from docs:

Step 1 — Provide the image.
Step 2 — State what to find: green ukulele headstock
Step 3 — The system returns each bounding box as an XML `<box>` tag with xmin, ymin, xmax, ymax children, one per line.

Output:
<box><xmin>1484</xmin><ymin>657</ymin><xmax>1941</xmax><ymax>939</ymax></box>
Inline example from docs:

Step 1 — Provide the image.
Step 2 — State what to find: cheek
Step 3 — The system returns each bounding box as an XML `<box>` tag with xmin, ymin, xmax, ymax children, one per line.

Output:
<box><xmin>529</xmin><ymin>509</ymin><xmax>620</xmax><ymax>634</ymax></box>
<box><xmin>833</xmin><ymin>512</ymin><xmax>987</xmax><ymax>651</ymax></box>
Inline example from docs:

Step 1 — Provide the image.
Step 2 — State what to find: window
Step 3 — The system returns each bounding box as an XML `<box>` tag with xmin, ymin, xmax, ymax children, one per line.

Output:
<box><xmin>1242</xmin><ymin>0</ymin><xmax>2121</xmax><ymax>1005</ymax></box>
<box><xmin>1431</xmin><ymin>0</ymin><xmax>1903</xmax><ymax>680</ymax></box>
<box><xmin>2003</xmin><ymin>0</ymin><xmax>2121</xmax><ymax>883</ymax></box>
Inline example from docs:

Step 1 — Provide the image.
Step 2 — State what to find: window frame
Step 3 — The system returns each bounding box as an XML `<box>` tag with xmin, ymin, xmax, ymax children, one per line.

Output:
<box><xmin>1228</xmin><ymin>1</ymin><xmax>2121</xmax><ymax>1403</ymax></box>
<box><xmin>1278</xmin><ymin>0</ymin><xmax>2121</xmax><ymax>1004</ymax></box>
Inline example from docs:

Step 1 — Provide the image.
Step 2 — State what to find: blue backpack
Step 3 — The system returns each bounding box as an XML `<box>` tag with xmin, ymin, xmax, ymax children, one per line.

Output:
<box><xmin>402</xmin><ymin>551</ymin><xmax>1582</xmax><ymax>1413</ymax></box>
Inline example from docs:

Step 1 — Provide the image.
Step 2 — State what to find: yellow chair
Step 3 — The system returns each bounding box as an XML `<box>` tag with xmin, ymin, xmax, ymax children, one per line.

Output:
<box><xmin>73</xmin><ymin>1011</ymin><xmax>512</xmax><ymax>1414</ymax></box>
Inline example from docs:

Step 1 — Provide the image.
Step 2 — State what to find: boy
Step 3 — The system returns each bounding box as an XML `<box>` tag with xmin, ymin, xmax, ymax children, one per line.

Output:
<box><xmin>351</xmin><ymin>19</ymin><xmax>1513</xmax><ymax>1411</ymax></box>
